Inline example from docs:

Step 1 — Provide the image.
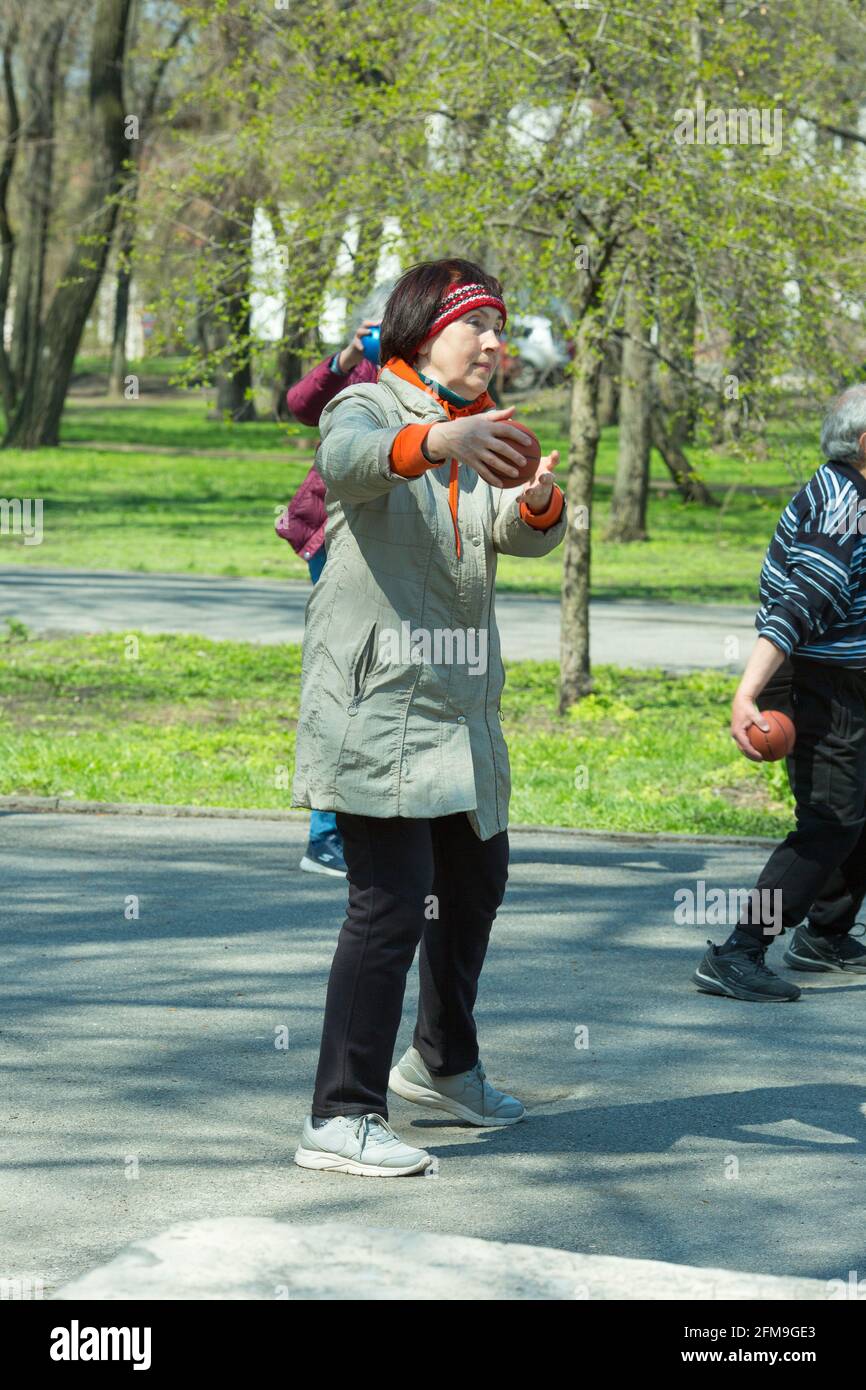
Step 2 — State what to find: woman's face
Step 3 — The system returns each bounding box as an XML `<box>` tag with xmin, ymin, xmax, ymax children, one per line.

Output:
<box><xmin>414</xmin><ymin>304</ymin><xmax>504</xmax><ymax>398</ymax></box>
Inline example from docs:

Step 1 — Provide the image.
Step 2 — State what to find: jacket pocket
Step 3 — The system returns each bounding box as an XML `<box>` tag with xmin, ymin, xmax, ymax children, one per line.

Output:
<box><xmin>347</xmin><ymin>621</ymin><xmax>379</xmax><ymax>711</ymax></box>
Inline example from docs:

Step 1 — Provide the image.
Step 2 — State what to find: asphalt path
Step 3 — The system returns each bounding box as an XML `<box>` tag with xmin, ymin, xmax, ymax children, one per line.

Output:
<box><xmin>0</xmin><ymin>566</ymin><xmax>755</xmax><ymax>670</ymax></box>
<box><xmin>3</xmin><ymin>812</ymin><xmax>865</xmax><ymax>1294</ymax></box>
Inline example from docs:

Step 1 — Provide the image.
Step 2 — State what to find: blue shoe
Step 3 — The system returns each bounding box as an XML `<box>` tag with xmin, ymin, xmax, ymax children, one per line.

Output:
<box><xmin>389</xmin><ymin>1046</ymin><xmax>526</xmax><ymax>1125</ymax></box>
<box><xmin>299</xmin><ymin>831</ymin><xmax>347</xmax><ymax>877</ymax></box>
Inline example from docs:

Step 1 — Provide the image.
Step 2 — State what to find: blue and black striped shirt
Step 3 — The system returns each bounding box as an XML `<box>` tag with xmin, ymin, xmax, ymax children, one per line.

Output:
<box><xmin>756</xmin><ymin>460</ymin><xmax>866</xmax><ymax>666</ymax></box>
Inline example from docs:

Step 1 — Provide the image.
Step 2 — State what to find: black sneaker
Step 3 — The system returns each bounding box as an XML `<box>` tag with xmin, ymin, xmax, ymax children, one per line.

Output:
<box><xmin>299</xmin><ymin>831</ymin><xmax>347</xmax><ymax>878</ymax></box>
<box><xmin>693</xmin><ymin>935</ymin><xmax>801</xmax><ymax>1002</ymax></box>
<box><xmin>783</xmin><ymin>924</ymin><xmax>866</xmax><ymax>973</ymax></box>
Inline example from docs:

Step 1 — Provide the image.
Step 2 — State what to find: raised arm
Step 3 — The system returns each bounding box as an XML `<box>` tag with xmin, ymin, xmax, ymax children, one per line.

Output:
<box><xmin>286</xmin><ymin>321</ymin><xmax>379</xmax><ymax>426</ymax></box>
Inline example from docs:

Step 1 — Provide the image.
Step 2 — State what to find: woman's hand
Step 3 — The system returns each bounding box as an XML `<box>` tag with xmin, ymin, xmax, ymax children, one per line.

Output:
<box><xmin>338</xmin><ymin>319</ymin><xmax>379</xmax><ymax>373</ymax></box>
<box><xmin>425</xmin><ymin>406</ymin><xmax>535</xmax><ymax>486</ymax></box>
<box><xmin>521</xmin><ymin>451</ymin><xmax>559</xmax><ymax>512</ymax></box>
<box><xmin>731</xmin><ymin>687</ymin><xmax>770</xmax><ymax>762</ymax></box>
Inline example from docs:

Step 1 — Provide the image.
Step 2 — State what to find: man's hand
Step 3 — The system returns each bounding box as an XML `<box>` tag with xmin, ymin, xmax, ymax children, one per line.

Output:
<box><xmin>730</xmin><ymin>636</ymin><xmax>787</xmax><ymax>761</ymax></box>
<box><xmin>521</xmin><ymin>450</ymin><xmax>559</xmax><ymax>513</ymax></box>
<box><xmin>731</xmin><ymin>689</ymin><xmax>771</xmax><ymax>762</ymax></box>
<box><xmin>338</xmin><ymin>319</ymin><xmax>379</xmax><ymax>373</ymax></box>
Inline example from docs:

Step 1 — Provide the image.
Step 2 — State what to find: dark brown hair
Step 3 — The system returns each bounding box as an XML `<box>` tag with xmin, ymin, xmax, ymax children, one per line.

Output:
<box><xmin>378</xmin><ymin>257</ymin><xmax>504</xmax><ymax>366</ymax></box>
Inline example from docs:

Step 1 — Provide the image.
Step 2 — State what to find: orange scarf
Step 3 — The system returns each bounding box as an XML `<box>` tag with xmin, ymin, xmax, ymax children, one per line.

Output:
<box><xmin>380</xmin><ymin>355</ymin><xmax>495</xmax><ymax>560</ymax></box>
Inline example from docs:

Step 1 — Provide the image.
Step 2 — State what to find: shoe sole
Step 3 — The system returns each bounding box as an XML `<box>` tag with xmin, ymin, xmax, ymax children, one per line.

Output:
<box><xmin>782</xmin><ymin>948</ymin><xmax>843</xmax><ymax>973</ymax></box>
<box><xmin>298</xmin><ymin>856</ymin><xmax>346</xmax><ymax>878</ymax></box>
<box><xmin>388</xmin><ymin>1068</ymin><xmax>526</xmax><ymax>1125</ymax></box>
<box><xmin>293</xmin><ymin>1144</ymin><xmax>432</xmax><ymax>1177</ymax></box>
<box><xmin>783</xmin><ymin>947</ymin><xmax>866</xmax><ymax>973</ymax></box>
<box><xmin>692</xmin><ymin>967</ymin><xmax>800</xmax><ymax>1003</ymax></box>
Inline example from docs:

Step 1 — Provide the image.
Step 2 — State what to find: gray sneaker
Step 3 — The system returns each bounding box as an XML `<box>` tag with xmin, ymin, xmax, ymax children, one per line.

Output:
<box><xmin>293</xmin><ymin>1112</ymin><xmax>433</xmax><ymax>1177</ymax></box>
<box><xmin>693</xmin><ymin>936</ymin><xmax>801</xmax><ymax>1002</ymax></box>
<box><xmin>783</xmin><ymin>923</ymin><xmax>866</xmax><ymax>973</ymax></box>
<box><xmin>389</xmin><ymin>1046</ymin><xmax>526</xmax><ymax>1125</ymax></box>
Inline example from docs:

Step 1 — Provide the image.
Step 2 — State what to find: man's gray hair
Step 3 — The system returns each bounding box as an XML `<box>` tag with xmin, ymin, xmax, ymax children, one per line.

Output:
<box><xmin>820</xmin><ymin>384</ymin><xmax>866</xmax><ymax>463</ymax></box>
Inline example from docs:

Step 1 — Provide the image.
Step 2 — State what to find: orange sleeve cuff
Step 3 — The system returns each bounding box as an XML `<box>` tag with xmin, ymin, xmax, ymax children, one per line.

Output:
<box><xmin>389</xmin><ymin>423</ymin><xmax>441</xmax><ymax>477</ymax></box>
<box><xmin>519</xmin><ymin>485</ymin><xmax>564</xmax><ymax>530</ymax></box>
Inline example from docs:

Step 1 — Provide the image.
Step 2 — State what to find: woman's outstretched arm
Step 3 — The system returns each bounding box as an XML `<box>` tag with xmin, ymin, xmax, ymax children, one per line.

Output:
<box><xmin>316</xmin><ymin>394</ymin><xmax>416</xmax><ymax>504</ymax></box>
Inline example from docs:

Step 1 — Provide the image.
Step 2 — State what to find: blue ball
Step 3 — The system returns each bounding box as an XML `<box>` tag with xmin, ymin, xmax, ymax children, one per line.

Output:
<box><xmin>361</xmin><ymin>324</ymin><xmax>380</xmax><ymax>364</ymax></box>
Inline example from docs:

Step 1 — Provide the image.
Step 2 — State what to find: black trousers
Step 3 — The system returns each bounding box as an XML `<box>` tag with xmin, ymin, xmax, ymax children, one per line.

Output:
<box><xmin>739</xmin><ymin>655</ymin><xmax>866</xmax><ymax>940</ymax></box>
<box><xmin>311</xmin><ymin>811</ymin><xmax>510</xmax><ymax>1120</ymax></box>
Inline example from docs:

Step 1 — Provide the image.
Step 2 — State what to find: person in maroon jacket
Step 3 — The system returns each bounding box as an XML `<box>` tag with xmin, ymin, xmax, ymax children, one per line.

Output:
<box><xmin>283</xmin><ymin>318</ymin><xmax>379</xmax><ymax>876</ymax></box>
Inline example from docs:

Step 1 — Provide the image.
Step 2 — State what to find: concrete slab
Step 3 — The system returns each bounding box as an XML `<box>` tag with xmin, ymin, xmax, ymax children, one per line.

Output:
<box><xmin>52</xmin><ymin>1217</ymin><xmax>830</xmax><ymax>1301</ymax></box>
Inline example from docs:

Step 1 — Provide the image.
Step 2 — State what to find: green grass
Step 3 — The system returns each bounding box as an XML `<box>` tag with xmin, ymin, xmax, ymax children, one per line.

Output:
<box><xmin>60</xmin><ymin>395</ymin><xmax>306</xmax><ymax>452</ymax></box>
<box><xmin>519</xmin><ymin>395</ymin><xmax>819</xmax><ymax>490</ymax></box>
<box><xmin>72</xmin><ymin>353</ymin><xmax>192</xmax><ymax>380</ymax></box>
<box><xmin>0</xmin><ymin>631</ymin><xmax>794</xmax><ymax>837</ymax></box>
<box><xmin>500</xmin><ymin>482</ymin><xmax>777</xmax><ymax>602</ymax></box>
<box><xmin>0</xmin><ymin>384</ymin><xmax>822</xmax><ymax>599</ymax></box>
<box><xmin>0</xmin><ymin>438</ymin><xmax>778</xmax><ymax>597</ymax></box>
<box><xmin>0</xmin><ymin>445</ymin><xmax>316</xmax><ymax>579</ymax></box>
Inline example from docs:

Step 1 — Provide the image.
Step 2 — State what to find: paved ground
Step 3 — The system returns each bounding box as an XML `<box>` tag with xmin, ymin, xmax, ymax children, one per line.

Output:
<box><xmin>3</xmin><ymin>811</ymin><xmax>865</xmax><ymax>1295</ymax></box>
<box><xmin>0</xmin><ymin>566</ymin><xmax>754</xmax><ymax>669</ymax></box>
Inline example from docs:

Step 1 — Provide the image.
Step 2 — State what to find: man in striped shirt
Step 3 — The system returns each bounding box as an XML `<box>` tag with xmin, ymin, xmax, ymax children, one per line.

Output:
<box><xmin>694</xmin><ymin>384</ymin><xmax>866</xmax><ymax>1001</ymax></box>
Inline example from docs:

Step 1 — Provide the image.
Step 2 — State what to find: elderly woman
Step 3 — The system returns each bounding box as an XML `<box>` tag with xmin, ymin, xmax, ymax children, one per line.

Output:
<box><xmin>292</xmin><ymin>258</ymin><xmax>568</xmax><ymax>1176</ymax></box>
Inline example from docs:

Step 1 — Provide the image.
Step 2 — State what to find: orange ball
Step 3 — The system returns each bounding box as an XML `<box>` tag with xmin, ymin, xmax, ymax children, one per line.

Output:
<box><xmin>748</xmin><ymin>710</ymin><xmax>796</xmax><ymax>761</ymax></box>
<box><xmin>486</xmin><ymin>422</ymin><xmax>542</xmax><ymax>487</ymax></box>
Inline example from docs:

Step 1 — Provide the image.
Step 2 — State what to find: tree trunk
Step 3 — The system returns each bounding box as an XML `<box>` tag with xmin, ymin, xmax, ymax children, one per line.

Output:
<box><xmin>657</xmin><ymin>278</ymin><xmax>697</xmax><ymax>448</ymax></box>
<box><xmin>607</xmin><ymin>277</ymin><xmax>651</xmax><ymax>541</ymax></box>
<box><xmin>3</xmin><ymin>0</ymin><xmax>133</xmax><ymax>448</ymax></box>
<box><xmin>10</xmin><ymin>16</ymin><xmax>64</xmax><ymax>395</ymax></box>
<box><xmin>274</xmin><ymin>224</ymin><xmax>342</xmax><ymax>417</ymax></box>
<box><xmin>215</xmin><ymin>338</ymin><xmax>255</xmax><ymax>419</ymax></box>
<box><xmin>651</xmin><ymin>402</ymin><xmax>716</xmax><ymax>505</ymax></box>
<box><xmin>108</xmin><ymin>210</ymin><xmax>134</xmax><ymax>398</ymax></box>
<box><xmin>351</xmin><ymin>213</ymin><xmax>385</xmax><ymax>309</ymax></box>
<box><xmin>107</xmin><ymin>15</ymin><xmax>189</xmax><ymax>401</ymax></box>
<box><xmin>597</xmin><ymin>336</ymin><xmax>619</xmax><ymax>428</ymax></box>
<box><xmin>201</xmin><ymin>194</ymin><xmax>258</xmax><ymax>423</ymax></box>
<box><xmin>558</xmin><ymin>308</ymin><xmax>604</xmax><ymax>712</ymax></box>
<box><xmin>0</xmin><ymin>26</ymin><xmax>20</xmax><ymax>418</ymax></box>
<box><xmin>207</xmin><ymin>300</ymin><xmax>257</xmax><ymax>422</ymax></box>
<box><xmin>273</xmin><ymin>309</ymin><xmax>312</xmax><ymax>420</ymax></box>
<box><xmin>721</xmin><ymin>326</ymin><xmax>759</xmax><ymax>442</ymax></box>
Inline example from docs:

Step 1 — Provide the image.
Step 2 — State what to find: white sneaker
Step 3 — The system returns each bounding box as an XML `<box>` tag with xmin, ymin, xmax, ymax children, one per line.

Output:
<box><xmin>293</xmin><ymin>1113</ymin><xmax>433</xmax><ymax>1177</ymax></box>
<box><xmin>389</xmin><ymin>1046</ymin><xmax>526</xmax><ymax>1125</ymax></box>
